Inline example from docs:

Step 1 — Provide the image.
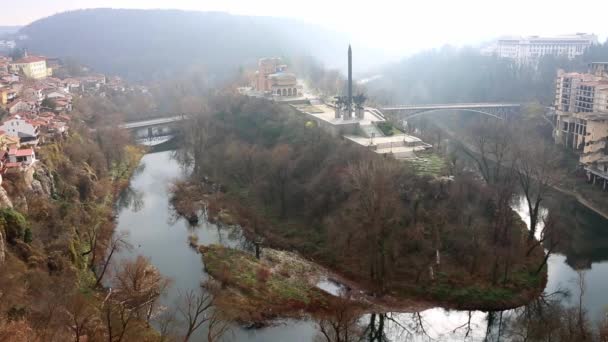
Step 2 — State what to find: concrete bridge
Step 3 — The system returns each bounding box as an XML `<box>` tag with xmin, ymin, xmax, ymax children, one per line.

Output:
<box><xmin>120</xmin><ymin>115</ymin><xmax>187</xmax><ymax>146</ymax></box>
<box><xmin>381</xmin><ymin>103</ymin><xmax>521</xmax><ymax>120</ymax></box>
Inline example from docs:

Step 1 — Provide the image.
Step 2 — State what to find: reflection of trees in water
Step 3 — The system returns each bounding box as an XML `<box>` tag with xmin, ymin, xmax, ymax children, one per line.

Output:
<box><xmin>171</xmin><ymin>147</ymin><xmax>194</xmax><ymax>176</ymax></box>
<box><xmin>543</xmin><ymin>193</ymin><xmax>608</xmax><ymax>268</ymax></box>
<box><xmin>133</xmin><ymin>162</ymin><xmax>146</xmax><ymax>177</ymax></box>
<box><xmin>116</xmin><ymin>162</ymin><xmax>146</xmax><ymax>211</ymax></box>
<box><xmin>116</xmin><ymin>184</ymin><xmax>144</xmax><ymax>212</ymax></box>
<box><xmin>492</xmin><ymin>290</ymin><xmax>598</xmax><ymax>341</ymax></box>
<box><xmin>312</xmin><ymin>287</ymin><xmax>602</xmax><ymax>342</ymax></box>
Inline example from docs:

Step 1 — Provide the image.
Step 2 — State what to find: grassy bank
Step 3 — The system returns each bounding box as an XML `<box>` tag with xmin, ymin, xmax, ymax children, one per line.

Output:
<box><xmin>198</xmin><ymin>244</ymin><xmax>334</xmax><ymax>322</ymax></box>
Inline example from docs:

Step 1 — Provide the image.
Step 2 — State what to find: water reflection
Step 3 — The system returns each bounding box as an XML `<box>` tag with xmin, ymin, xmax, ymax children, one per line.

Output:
<box><xmin>116</xmin><ymin>184</ymin><xmax>144</xmax><ymax>212</ymax></box>
<box><xmin>351</xmin><ymin>293</ymin><xmax>599</xmax><ymax>342</ymax></box>
<box><xmin>115</xmin><ymin>150</ymin><xmax>608</xmax><ymax>341</ymax></box>
<box><xmin>115</xmin><ymin>151</ymin><xmax>318</xmax><ymax>341</ymax></box>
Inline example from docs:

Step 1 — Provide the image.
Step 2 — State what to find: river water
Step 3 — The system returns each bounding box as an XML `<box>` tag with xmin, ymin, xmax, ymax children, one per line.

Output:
<box><xmin>115</xmin><ymin>150</ymin><xmax>608</xmax><ymax>341</ymax></box>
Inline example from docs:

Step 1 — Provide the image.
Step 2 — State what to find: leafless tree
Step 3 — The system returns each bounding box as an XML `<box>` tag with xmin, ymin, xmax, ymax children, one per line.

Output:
<box><xmin>464</xmin><ymin>120</ymin><xmax>514</xmax><ymax>185</ymax></box>
<box><xmin>513</xmin><ymin>133</ymin><xmax>562</xmax><ymax>241</ymax></box>
<box><xmin>176</xmin><ymin>287</ymin><xmax>228</xmax><ymax>342</ymax></box>
<box><xmin>576</xmin><ymin>270</ymin><xmax>589</xmax><ymax>340</ymax></box>
<box><xmin>103</xmin><ymin>256</ymin><xmax>169</xmax><ymax>342</ymax></box>
<box><xmin>344</xmin><ymin>158</ymin><xmax>403</xmax><ymax>291</ymax></box>
<box><xmin>315</xmin><ymin>299</ymin><xmax>362</xmax><ymax>342</ymax></box>
<box><xmin>95</xmin><ymin>231</ymin><xmax>132</xmax><ymax>287</ymax></box>
<box><xmin>64</xmin><ymin>292</ymin><xmax>98</xmax><ymax>342</ymax></box>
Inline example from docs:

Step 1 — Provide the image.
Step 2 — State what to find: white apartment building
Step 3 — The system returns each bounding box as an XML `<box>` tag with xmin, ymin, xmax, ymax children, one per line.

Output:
<box><xmin>554</xmin><ymin>62</ymin><xmax>608</xmax><ymax>190</ymax></box>
<box><xmin>497</xmin><ymin>33</ymin><xmax>598</xmax><ymax>64</ymax></box>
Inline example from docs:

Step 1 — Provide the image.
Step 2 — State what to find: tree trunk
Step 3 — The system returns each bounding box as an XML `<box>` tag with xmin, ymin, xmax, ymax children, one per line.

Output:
<box><xmin>95</xmin><ymin>246</ymin><xmax>116</xmax><ymax>287</ymax></box>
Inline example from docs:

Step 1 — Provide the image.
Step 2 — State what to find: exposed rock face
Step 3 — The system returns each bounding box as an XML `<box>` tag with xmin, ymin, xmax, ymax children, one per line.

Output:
<box><xmin>30</xmin><ymin>180</ymin><xmax>45</xmax><ymax>196</ymax></box>
<box><xmin>0</xmin><ymin>187</ymin><xmax>13</xmax><ymax>209</ymax></box>
<box><xmin>0</xmin><ymin>231</ymin><xmax>5</xmax><ymax>265</ymax></box>
<box><xmin>32</xmin><ymin>164</ymin><xmax>55</xmax><ymax>198</ymax></box>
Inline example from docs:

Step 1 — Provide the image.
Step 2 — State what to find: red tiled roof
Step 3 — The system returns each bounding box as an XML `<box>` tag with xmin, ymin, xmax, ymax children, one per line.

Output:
<box><xmin>9</xmin><ymin>148</ymin><xmax>34</xmax><ymax>157</ymax></box>
<box><xmin>13</xmin><ymin>56</ymin><xmax>46</xmax><ymax>64</ymax></box>
<box><xmin>24</xmin><ymin>119</ymin><xmax>40</xmax><ymax>127</ymax></box>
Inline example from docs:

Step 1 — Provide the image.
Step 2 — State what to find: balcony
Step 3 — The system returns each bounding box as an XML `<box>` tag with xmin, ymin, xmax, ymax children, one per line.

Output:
<box><xmin>585</xmin><ymin>166</ymin><xmax>608</xmax><ymax>180</ymax></box>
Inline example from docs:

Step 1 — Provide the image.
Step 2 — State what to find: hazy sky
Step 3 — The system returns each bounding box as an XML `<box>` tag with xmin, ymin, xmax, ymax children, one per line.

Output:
<box><xmin>2</xmin><ymin>0</ymin><xmax>608</xmax><ymax>56</ymax></box>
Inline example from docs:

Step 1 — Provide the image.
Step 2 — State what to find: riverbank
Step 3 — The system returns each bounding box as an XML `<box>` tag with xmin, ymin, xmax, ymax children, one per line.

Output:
<box><xmin>435</xmin><ymin>120</ymin><xmax>608</xmax><ymax>221</ymax></box>
<box><xmin>197</xmin><ymin>244</ymin><xmax>334</xmax><ymax>322</ymax></box>
<box><xmin>171</xmin><ymin>178</ymin><xmax>546</xmax><ymax>316</ymax></box>
<box><xmin>554</xmin><ymin>184</ymin><xmax>608</xmax><ymax>221</ymax></box>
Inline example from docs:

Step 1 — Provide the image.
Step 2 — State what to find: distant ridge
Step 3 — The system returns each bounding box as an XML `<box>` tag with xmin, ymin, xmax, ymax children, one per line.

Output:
<box><xmin>0</xmin><ymin>26</ymin><xmax>22</xmax><ymax>35</ymax></box>
<box><xmin>17</xmin><ymin>9</ymin><xmax>352</xmax><ymax>80</ymax></box>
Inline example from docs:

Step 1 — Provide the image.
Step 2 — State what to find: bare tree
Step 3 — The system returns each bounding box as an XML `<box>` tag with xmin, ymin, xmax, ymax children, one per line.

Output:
<box><xmin>206</xmin><ymin>309</ymin><xmax>231</xmax><ymax>342</ymax></box>
<box><xmin>464</xmin><ymin>120</ymin><xmax>514</xmax><ymax>185</ymax></box>
<box><xmin>176</xmin><ymin>287</ymin><xmax>228</xmax><ymax>342</ymax></box>
<box><xmin>576</xmin><ymin>270</ymin><xmax>589</xmax><ymax>340</ymax></box>
<box><xmin>315</xmin><ymin>299</ymin><xmax>362</xmax><ymax>342</ymax></box>
<box><xmin>181</xmin><ymin>111</ymin><xmax>212</xmax><ymax>179</ymax></box>
<box><xmin>155</xmin><ymin>308</ymin><xmax>178</xmax><ymax>342</ymax></box>
<box><xmin>103</xmin><ymin>256</ymin><xmax>169</xmax><ymax>342</ymax></box>
<box><xmin>95</xmin><ymin>231</ymin><xmax>132</xmax><ymax>287</ymax></box>
<box><xmin>344</xmin><ymin>158</ymin><xmax>403</xmax><ymax>292</ymax></box>
<box><xmin>269</xmin><ymin>144</ymin><xmax>295</xmax><ymax>219</ymax></box>
<box><xmin>513</xmin><ymin>135</ymin><xmax>562</xmax><ymax>240</ymax></box>
<box><xmin>530</xmin><ymin>213</ymin><xmax>565</xmax><ymax>275</ymax></box>
<box><xmin>64</xmin><ymin>292</ymin><xmax>97</xmax><ymax>342</ymax></box>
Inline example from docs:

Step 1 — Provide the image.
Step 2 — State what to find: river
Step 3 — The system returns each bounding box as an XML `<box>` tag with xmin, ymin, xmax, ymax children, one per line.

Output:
<box><xmin>114</xmin><ymin>149</ymin><xmax>608</xmax><ymax>341</ymax></box>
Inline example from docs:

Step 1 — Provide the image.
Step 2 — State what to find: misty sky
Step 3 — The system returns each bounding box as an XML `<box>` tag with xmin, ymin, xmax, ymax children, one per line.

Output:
<box><xmin>3</xmin><ymin>0</ymin><xmax>608</xmax><ymax>57</ymax></box>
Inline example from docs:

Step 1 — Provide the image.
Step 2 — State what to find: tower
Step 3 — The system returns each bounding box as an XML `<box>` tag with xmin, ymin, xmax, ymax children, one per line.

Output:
<box><xmin>347</xmin><ymin>45</ymin><xmax>353</xmax><ymax>118</ymax></box>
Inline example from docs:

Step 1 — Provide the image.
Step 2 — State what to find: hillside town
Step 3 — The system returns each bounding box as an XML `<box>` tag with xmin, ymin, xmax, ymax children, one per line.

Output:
<box><xmin>0</xmin><ymin>51</ymin><xmax>136</xmax><ymax>179</ymax></box>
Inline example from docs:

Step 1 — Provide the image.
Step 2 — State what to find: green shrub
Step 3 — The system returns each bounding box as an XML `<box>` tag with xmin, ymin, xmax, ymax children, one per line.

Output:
<box><xmin>23</xmin><ymin>227</ymin><xmax>33</xmax><ymax>243</ymax></box>
<box><xmin>376</xmin><ymin>121</ymin><xmax>395</xmax><ymax>136</ymax></box>
<box><xmin>0</xmin><ymin>208</ymin><xmax>29</xmax><ymax>243</ymax></box>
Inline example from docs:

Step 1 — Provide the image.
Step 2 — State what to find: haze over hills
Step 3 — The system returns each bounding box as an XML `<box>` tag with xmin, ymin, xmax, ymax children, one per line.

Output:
<box><xmin>16</xmin><ymin>9</ymin><xmax>391</xmax><ymax>80</ymax></box>
<box><xmin>0</xmin><ymin>26</ymin><xmax>22</xmax><ymax>36</ymax></box>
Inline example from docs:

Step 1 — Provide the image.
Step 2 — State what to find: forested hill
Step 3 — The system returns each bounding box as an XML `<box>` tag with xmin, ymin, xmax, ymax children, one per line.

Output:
<box><xmin>366</xmin><ymin>43</ymin><xmax>608</xmax><ymax>106</ymax></box>
<box><xmin>18</xmin><ymin>9</ymin><xmax>352</xmax><ymax>80</ymax></box>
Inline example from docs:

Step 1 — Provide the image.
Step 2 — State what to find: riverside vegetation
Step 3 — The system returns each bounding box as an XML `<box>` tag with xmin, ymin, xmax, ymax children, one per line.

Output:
<box><xmin>0</xmin><ymin>94</ymin><xmax>178</xmax><ymax>341</ymax></box>
<box><xmin>170</xmin><ymin>95</ymin><xmax>549</xmax><ymax>321</ymax></box>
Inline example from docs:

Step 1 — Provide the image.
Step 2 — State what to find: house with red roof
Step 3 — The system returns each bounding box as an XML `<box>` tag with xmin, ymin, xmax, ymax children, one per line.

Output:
<box><xmin>4</xmin><ymin>147</ymin><xmax>36</xmax><ymax>172</ymax></box>
<box><xmin>7</xmin><ymin>147</ymin><xmax>35</xmax><ymax>165</ymax></box>
<box><xmin>6</xmin><ymin>99</ymin><xmax>33</xmax><ymax>114</ymax></box>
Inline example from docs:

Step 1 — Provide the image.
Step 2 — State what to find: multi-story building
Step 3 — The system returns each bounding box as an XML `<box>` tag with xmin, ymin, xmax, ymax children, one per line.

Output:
<box><xmin>0</xmin><ymin>114</ymin><xmax>40</xmax><ymax>146</ymax></box>
<box><xmin>554</xmin><ymin>62</ymin><xmax>608</xmax><ymax>190</ymax></box>
<box><xmin>497</xmin><ymin>33</ymin><xmax>598</xmax><ymax>65</ymax></box>
<box><xmin>10</xmin><ymin>54</ymin><xmax>51</xmax><ymax>79</ymax></box>
<box><xmin>253</xmin><ymin>57</ymin><xmax>301</xmax><ymax>97</ymax></box>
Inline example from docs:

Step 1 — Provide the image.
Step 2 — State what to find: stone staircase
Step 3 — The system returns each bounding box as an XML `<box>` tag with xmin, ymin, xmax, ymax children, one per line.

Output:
<box><xmin>360</xmin><ymin>123</ymin><xmax>384</xmax><ymax>138</ymax></box>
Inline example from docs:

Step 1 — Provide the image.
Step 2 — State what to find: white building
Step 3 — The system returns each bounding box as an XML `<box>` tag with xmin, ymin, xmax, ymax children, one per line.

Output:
<box><xmin>553</xmin><ymin>62</ymin><xmax>608</xmax><ymax>190</ymax></box>
<box><xmin>7</xmin><ymin>148</ymin><xmax>36</xmax><ymax>165</ymax></box>
<box><xmin>0</xmin><ymin>115</ymin><xmax>40</xmax><ymax>145</ymax></box>
<box><xmin>497</xmin><ymin>33</ymin><xmax>598</xmax><ymax>64</ymax></box>
<box><xmin>0</xmin><ymin>40</ymin><xmax>16</xmax><ymax>50</ymax></box>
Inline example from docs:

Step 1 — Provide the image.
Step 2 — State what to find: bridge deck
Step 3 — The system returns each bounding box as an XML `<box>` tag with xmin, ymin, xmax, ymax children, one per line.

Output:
<box><xmin>381</xmin><ymin>103</ymin><xmax>520</xmax><ymax>111</ymax></box>
<box><xmin>120</xmin><ymin>116</ymin><xmax>185</xmax><ymax>129</ymax></box>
